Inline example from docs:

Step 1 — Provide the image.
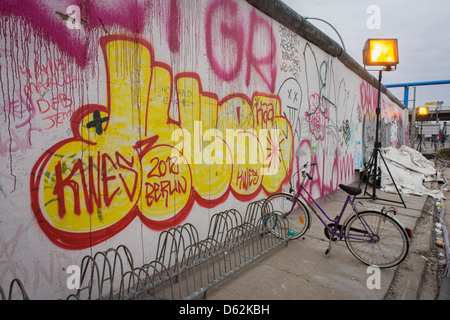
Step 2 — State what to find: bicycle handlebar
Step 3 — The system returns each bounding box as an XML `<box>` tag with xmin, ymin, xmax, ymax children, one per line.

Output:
<box><xmin>301</xmin><ymin>162</ymin><xmax>317</xmax><ymax>180</ymax></box>
<box><xmin>288</xmin><ymin>161</ymin><xmax>318</xmax><ymax>191</ymax></box>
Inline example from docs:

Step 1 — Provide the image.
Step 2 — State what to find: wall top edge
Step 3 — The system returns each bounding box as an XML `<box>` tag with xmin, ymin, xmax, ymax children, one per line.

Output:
<box><xmin>246</xmin><ymin>0</ymin><xmax>406</xmax><ymax>110</ymax></box>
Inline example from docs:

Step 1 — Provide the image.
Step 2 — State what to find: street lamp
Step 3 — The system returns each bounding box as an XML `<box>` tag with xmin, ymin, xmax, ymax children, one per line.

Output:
<box><xmin>418</xmin><ymin>106</ymin><xmax>429</xmax><ymax>116</ymax></box>
<box><xmin>363</xmin><ymin>39</ymin><xmax>399</xmax><ymax>70</ymax></box>
<box><xmin>416</xmin><ymin>106</ymin><xmax>429</xmax><ymax>152</ymax></box>
<box><xmin>355</xmin><ymin>38</ymin><xmax>406</xmax><ymax>208</ymax></box>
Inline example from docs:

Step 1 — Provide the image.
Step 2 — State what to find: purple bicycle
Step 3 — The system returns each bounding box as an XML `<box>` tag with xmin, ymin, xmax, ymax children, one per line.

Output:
<box><xmin>262</xmin><ymin>162</ymin><xmax>410</xmax><ymax>268</ymax></box>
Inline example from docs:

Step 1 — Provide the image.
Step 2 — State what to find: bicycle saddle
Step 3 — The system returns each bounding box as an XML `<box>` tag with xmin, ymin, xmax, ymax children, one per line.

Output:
<box><xmin>339</xmin><ymin>184</ymin><xmax>362</xmax><ymax>196</ymax></box>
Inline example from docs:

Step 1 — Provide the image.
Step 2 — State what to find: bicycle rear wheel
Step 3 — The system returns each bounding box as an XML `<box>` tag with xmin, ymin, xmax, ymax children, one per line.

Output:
<box><xmin>344</xmin><ymin>211</ymin><xmax>409</xmax><ymax>268</ymax></box>
<box><xmin>262</xmin><ymin>193</ymin><xmax>311</xmax><ymax>239</ymax></box>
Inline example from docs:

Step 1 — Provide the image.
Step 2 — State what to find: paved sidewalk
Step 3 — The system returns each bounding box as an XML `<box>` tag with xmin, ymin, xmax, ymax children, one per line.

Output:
<box><xmin>201</xmin><ymin>182</ymin><xmax>444</xmax><ymax>300</ymax></box>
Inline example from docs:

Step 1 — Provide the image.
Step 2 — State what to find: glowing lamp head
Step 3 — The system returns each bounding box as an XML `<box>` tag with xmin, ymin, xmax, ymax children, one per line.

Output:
<box><xmin>363</xmin><ymin>39</ymin><xmax>399</xmax><ymax>68</ymax></box>
<box><xmin>418</xmin><ymin>107</ymin><xmax>428</xmax><ymax>116</ymax></box>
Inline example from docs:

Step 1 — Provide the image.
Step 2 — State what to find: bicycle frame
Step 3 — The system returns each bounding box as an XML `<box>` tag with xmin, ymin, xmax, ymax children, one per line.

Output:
<box><xmin>264</xmin><ymin>162</ymin><xmax>411</xmax><ymax>267</ymax></box>
<box><xmin>287</xmin><ymin>168</ymin><xmax>378</xmax><ymax>242</ymax></box>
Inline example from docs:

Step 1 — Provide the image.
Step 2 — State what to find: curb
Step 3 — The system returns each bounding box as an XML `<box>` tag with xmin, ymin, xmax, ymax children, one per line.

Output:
<box><xmin>384</xmin><ymin>196</ymin><xmax>435</xmax><ymax>300</ymax></box>
<box><xmin>385</xmin><ymin>162</ymin><xmax>450</xmax><ymax>300</ymax></box>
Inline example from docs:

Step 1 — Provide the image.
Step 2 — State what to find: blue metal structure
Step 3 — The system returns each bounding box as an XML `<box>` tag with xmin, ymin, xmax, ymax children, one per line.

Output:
<box><xmin>385</xmin><ymin>80</ymin><xmax>450</xmax><ymax>108</ymax></box>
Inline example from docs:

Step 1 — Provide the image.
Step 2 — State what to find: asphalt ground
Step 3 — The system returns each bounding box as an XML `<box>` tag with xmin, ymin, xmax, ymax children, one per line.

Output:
<box><xmin>199</xmin><ymin>167</ymin><xmax>450</xmax><ymax>302</ymax></box>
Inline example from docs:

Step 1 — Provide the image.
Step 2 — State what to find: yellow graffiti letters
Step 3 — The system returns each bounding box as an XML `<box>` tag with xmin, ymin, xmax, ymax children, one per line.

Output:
<box><xmin>31</xmin><ymin>35</ymin><xmax>294</xmax><ymax>248</ymax></box>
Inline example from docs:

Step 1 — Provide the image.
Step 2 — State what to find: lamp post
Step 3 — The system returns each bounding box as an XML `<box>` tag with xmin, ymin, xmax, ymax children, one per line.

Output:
<box><xmin>355</xmin><ymin>38</ymin><xmax>407</xmax><ymax>208</ymax></box>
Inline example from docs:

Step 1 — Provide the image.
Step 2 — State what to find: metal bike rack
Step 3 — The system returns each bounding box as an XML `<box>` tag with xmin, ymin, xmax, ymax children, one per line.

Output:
<box><xmin>0</xmin><ymin>278</ymin><xmax>29</xmax><ymax>300</ymax></box>
<box><xmin>1</xmin><ymin>199</ymin><xmax>291</xmax><ymax>300</ymax></box>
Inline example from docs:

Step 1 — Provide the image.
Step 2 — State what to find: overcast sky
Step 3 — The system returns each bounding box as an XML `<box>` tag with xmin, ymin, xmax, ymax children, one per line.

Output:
<box><xmin>280</xmin><ymin>0</ymin><xmax>450</xmax><ymax>109</ymax></box>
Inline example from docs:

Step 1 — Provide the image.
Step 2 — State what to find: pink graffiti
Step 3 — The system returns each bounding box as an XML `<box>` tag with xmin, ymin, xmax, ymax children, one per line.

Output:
<box><xmin>296</xmin><ymin>140</ymin><xmax>354</xmax><ymax>198</ymax></box>
<box><xmin>305</xmin><ymin>93</ymin><xmax>328</xmax><ymax>141</ymax></box>
<box><xmin>359</xmin><ymin>81</ymin><xmax>378</xmax><ymax>114</ymax></box>
<box><xmin>245</xmin><ymin>9</ymin><xmax>277</xmax><ymax>92</ymax></box>
<box><xmin>1</xmin><ymin>94</ymin><xmax>36</xmax><ymax>129</ymax></box>
<box><xmin>166</xmin><ymin>0</ymin><xmax>181</xmax><ymax>53</ymax></box>
<box><xmin>0</xmin><ymin>130</ymin><xmax>33</xmax><ymax>157</ymax></box>
<box><xmin>205</xmin><ymin>0</ymin><xmax>245</xmax><ymax>81</ymax></box>
<box><xmin>0</xmin><ymin>0</ymin><xmax>151</xmax><ymax>67</ymax></box>
<box><xmin>0</xmin><ymin>94</ymin><xmax>41</xmax><ymax>157</ymax></box>
<box><xmin>19</xmin><ymin>58</ymin><xmax>78</xmax><ymax>99</ymax></box>
<box><xmin>205</xmin><ymin>0</ymin><xmax>277</xmax><ymax>92</ymax></box>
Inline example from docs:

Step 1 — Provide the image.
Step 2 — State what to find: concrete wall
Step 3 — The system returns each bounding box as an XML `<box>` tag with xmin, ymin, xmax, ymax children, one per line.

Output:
<box><xmin>0</xmin><ymin>0</ymin><xmax>408</xmax><ymax>299</ymax></box>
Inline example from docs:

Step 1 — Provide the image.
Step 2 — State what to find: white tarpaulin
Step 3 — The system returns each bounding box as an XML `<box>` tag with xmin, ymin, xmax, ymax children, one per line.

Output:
<box><xmin>378</xmin><ymin>145</ymin><xmax>445</xmax><ymax>199</ymax></box>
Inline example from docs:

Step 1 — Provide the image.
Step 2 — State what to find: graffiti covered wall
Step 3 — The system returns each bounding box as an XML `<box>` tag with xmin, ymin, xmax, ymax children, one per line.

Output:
<box><xmin>0</xmin><ymin>0</ymin><xmax>408</xmax><ymax>298</ymax></box>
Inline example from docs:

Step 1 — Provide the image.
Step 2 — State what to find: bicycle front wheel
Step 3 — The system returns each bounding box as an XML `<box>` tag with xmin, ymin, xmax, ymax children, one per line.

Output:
<box><xmin>344</xmin><ymin>211</ymin><xmax>409</xmax><ymax>268</ymax></box>
<box><xmin>262</xmin><ymin>193</ymin><xmax>311</xmax><ymax>239</ymax></box>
